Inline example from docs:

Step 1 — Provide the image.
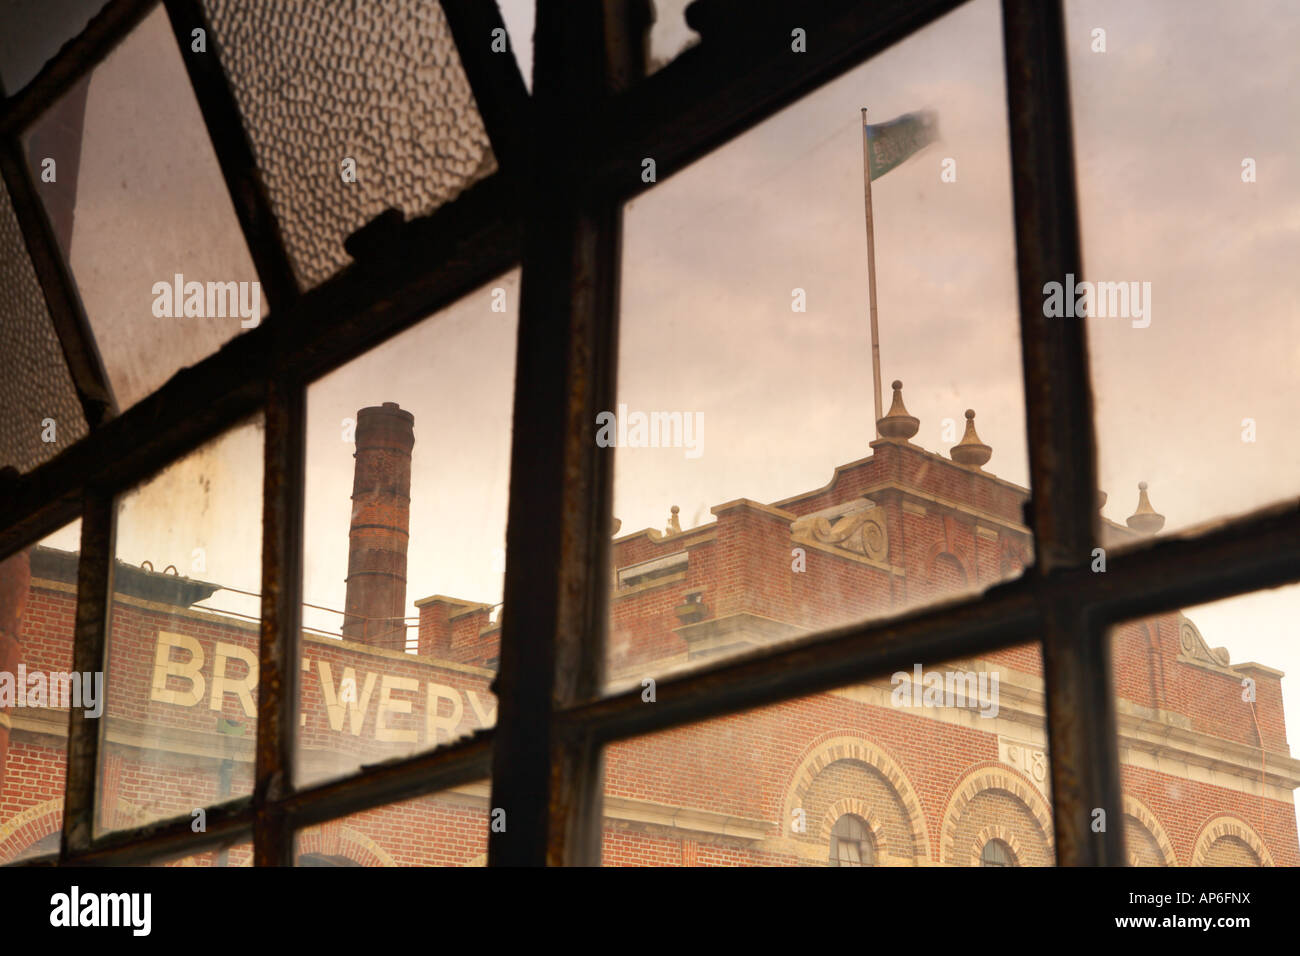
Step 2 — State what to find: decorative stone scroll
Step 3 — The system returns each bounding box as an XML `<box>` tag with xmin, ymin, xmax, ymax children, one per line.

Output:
<box><xmin>790</xmin><ymin>498</ymin><xmax>888</xmax><ymax>562</ymax></box>
<box><xmin>1179</xmin><ymin>617</ymin><xmax>1230</xmax><ymax>667</ymax></box>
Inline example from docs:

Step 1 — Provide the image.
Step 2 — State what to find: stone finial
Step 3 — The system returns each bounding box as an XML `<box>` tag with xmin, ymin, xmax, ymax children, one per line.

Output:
<box><xmin>877</xmin><ymin>380</ymin><xmax>919</xmax><ymax>439</ymax></box>
<box><xmin>950</xmin><ymin>409</ymin><xmax>992</xmax><ymax>467</ymax></box>
<box><xmin>1125</xmin><ymin>481</ymin><xmax>1165</xmax><ymax>534</ymax></box>
<box><xmin>611</xmin><ymin>517</ymin><xmax>622</xmax><ymax>536</ymax></box>
<box><xmin>1097</xmin><ymin>489</ymin><xmax>1108</xmax><ymax>512</ymax></box>
<box><xmin>665</xmin><ymin>505</ymin><xmax>682</xmax><ymax>536</ymax></box>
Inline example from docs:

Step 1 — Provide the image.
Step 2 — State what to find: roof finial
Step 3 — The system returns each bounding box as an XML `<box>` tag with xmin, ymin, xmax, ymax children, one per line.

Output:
<box><xmin>1125</xmin><ymin>481</ymin><xmax>1165</xmax><ymax>534</ymax></box>
<box><xmin>665</xmin><ymin>505</ymin><xmax>682</xmax><ymax>536</ymax></box>
<box><xmin>877</xmin><ymin>380</ymin><xmax>919</xmax><ymax>439</ymax></box>
<box><xmin>950</xmin><ymin>409</ymin><xmax>992</xmax><ymax>467</ymax></box>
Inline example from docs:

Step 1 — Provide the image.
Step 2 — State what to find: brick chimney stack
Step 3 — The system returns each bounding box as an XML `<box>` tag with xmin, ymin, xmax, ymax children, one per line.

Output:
<box><xmin>342</xmin><ymin>403</ymin><xmax>414</xmax><ymax>650</ymax></box>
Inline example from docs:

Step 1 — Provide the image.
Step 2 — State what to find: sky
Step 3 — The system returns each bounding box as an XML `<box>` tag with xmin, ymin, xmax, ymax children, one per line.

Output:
<box><xmin>30</xmin><ymin>1</ymin><xmax>1300</xmax><ymax>778</ymax></box>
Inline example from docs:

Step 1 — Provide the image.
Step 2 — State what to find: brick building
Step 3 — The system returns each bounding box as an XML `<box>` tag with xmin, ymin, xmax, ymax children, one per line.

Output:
<box><xmin>2</xmin><ymin>388</ymin><xmax>1297</xmax><ymax>866</ymax></box>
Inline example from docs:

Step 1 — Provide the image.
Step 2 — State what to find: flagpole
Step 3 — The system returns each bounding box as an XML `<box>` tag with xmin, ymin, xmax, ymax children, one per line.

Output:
<box><xmin>861</xmin><ymin>107</ymin><xmax>883</xmax><ymax>439</ymax></box>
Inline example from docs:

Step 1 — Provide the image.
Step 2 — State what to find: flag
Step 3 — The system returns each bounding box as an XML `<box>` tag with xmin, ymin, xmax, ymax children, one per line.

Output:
<box><xmin>865</xmin><ymin>110</ymin><xmax>939</xmax><ymax>181</ymax></box>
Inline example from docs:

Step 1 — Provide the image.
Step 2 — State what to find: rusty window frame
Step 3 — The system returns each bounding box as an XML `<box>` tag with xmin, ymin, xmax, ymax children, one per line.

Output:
<box><xmin>0</xmin><ymin>0</ymin><xmax>1294</xmax><ymax>868</ymax></box>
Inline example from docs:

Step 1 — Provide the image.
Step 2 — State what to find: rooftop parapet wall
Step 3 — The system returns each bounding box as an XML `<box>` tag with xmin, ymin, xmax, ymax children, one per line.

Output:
<box><xmin>415</xmin><ymin>595</ymin><xmax>499</xmax><ymax>669</ymax></box>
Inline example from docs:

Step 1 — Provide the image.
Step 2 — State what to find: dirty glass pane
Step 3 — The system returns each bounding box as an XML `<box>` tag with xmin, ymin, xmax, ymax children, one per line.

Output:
<box><xmin>23</xmin><ymin>7</ymin><xmax>264</xmax><ymax>413</ymax></box>
<box><xmin>295</xmin><ymin>782</ymin><xmax>490</xmax><ymax>867</ymax></box>
<box><xmin>602</xmin><ymin>644</ymin><xmax>1051</xmax><ymax>866</ymax></box>
<box><xmin>1109</xmin><ymin>585</ymin><xmax>1300</xmax><ymax>866</ymax></box>
<box><xmin>296</xmin><ymin>273</ymin><xmax>517</xmax><ymax>788</ymax></box>
<box><xmin>1066</xmin><ymin>0</ymin><xmax>1300</xmax><ymax>542</ymax></box>
<box><xmin>152</xmin><ymin>841</ymin><xmax>252</xmax><ymax>867</ymax></box>
<box><xmin>0</xmin><ymin>520</ymin><xmax>80</xmax><ymax>864</ymax></box>
<box><xmin>97</xmin><ymin>416</ymin><xmax>263</xmax><ymax>835</ymax></box>
<box><xmin>608</xmin><ymin>0</ymin><xmax>1029</xmax><ymax>687</ymax></box>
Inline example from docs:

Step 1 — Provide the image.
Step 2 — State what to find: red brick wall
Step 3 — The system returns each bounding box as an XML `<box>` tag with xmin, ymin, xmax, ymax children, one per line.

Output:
<box><xmin>2</xmin><ymin>438</ymin><xmax>1295</xmax><ymax>867</ymax></box>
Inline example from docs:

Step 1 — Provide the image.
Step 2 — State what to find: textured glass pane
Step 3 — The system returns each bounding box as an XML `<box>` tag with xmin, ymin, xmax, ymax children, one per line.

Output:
<box><xmin>0</xmin><ymin>521</ymin><xmax>80</xmax><ymax>864</ymax></box>
<box><xmin>98</xmin><ymin>417</ymin><xmax>263</xmax><ymax>835</ymax></box>
<box><xmin>609</xmin><ymin>0</ymin><xmax>1028</xmax><ymax>686</ymax></box>
<box><xmin>0</xmin><ymin>176</ymin><xmax>87</xmax><ymax>473</ymax></box>
<box><xmin>296</xmin><ymin>273</ymin><xmax>517</xmax><ymax>788</ymax></box>
<box><xmin>203</xmin><ymin>0</ymin><xmax>497</xmax><ymax>289</ymax></box>
<box><xmin>1067</xmin><ymin>0</ymin><xmax>1300</xmax><ymax>542</ymax></box>
<box><xmin>602</xmin><ymin>645</ymin><xmax>1050</xmax><ymax>866</ymax></box>
<box><xmin>24</xmin><ymin>7</ymin><xmax>265</xmax><ymax>413</ymax></box>
<box><xmin>294</xmin><ymin>783</ymin><xmax>489</xmax><ymax>866</ymax></box>
<box><xmin>1109</xmin><ymin>585</ymin><xmax>1300</xmax><ymax>866</ymax></box>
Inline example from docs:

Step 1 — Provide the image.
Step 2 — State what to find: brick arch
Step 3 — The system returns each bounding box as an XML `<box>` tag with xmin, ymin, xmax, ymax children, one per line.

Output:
<box><xmin>820</xmin><ymin>799</ymin><xmax>889</xmax><ymax>859</ymax></box>
<box><xmin>0</xmin><ymin>797</ymin><xmax>62</xmax><ymax>863</ymax></box>
<box><xmin>931</xmin><ymin>551</ymin><xmax>968</xmax><ymax>587</ymax></box>
<box><xmin>971</xmin><ymin>825</ymin><xmax>1023</xmax><ymax>866</ymax></box>
<box><xmin>782</xmin><ymin>735</ymin><xmax>930</xmax><ymax>862</ymax></box>
<box><xmin>296</xmin><ymin>821</ymin><xmax>397</xmax><ymax>867</ymax></box>
<box><xmin>923</xmin><ymin>540</ymin><xmax>974</xmax><ymax>587</ymax></box>
<box><xmin>1123</xmin><ymin>795</ymin><xmax>1178</xmax><ymax>866</ymax></box>
<box><xmin>939</xmin><ymin>764</ymin><xmax>1053</xmax><ymax>864</ymax></box>
<box><xmin>1191</xmin><ymin>815</ymin><xmax>1274</xmax><ymax>867</ymax></box>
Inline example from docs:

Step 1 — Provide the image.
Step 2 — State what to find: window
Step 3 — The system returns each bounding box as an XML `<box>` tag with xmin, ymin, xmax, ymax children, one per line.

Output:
<box><xmin>0</xmin><ymin>0</ymin><xmax>1295</xmax><ymax>870</ymax></box>
<box><xmin>830</xmin><ymin>814</ymin><xmax>875</xmax><ymax>867</ymax></box>
<box><xmin>980</xmin><ymin>839</ymin><xmax>1016</xmax><ymax>867</ymax></box>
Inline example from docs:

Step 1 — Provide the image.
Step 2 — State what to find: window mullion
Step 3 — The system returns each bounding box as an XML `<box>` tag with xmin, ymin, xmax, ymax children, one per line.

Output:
<box><xmin>59</xmin><ymin>490</ymin><xmax>114</xmax><ymax>860</ymax></box>
<box><xmin>488</xmin><ymin>0</ymin><xmax>627</xmax><ymax>867</ymax></box>
<box><xmin>253</xmin><ymin>368</ymin><xmax>305</xmax><ymax>865</ymax></box>
<box><xmin>1001</xmin><ymin>0</ymin><xmax>1124</xmax><ymax>866</ymax></box>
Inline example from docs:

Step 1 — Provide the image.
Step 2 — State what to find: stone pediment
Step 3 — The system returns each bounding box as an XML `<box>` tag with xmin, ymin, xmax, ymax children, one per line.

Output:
<box><xmin>790</xmin><ymin>497</ymin><xmax>888</xmax><ymax>563</ymax></box>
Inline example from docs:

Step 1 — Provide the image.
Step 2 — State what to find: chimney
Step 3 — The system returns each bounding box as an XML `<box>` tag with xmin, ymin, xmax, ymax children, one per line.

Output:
<box><xmin>342</xmin><ymin>403</ymin><xmax>414</xmax><ymax>650</ymax></box>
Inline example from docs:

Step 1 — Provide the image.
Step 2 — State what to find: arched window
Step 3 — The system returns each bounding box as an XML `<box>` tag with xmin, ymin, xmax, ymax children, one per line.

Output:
<box><xmin>830</xmin><ymin>814</ymin><xmax>875</xmax><ymax>866</ymax></box>
<box><xmin>10</xmin><ymin>830</ymin><xmax>61</xmax><ymax>863</ymax></box>
<box><xmin>980</xmin><ymin>838</ymin><xmax>1016</xmax><ymax>867</ymax></box>
<box><xmin>296</xmin><ymin>852</ymin><xmax>362</xmax><ymax>866</ymax></box>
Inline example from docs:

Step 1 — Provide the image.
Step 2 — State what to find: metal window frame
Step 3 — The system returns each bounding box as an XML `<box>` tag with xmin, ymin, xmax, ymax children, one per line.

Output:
<box><xmin>0</xmin><ymin>0</ymin><xmax>1294</xmax><ymax>868</ymax></box>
